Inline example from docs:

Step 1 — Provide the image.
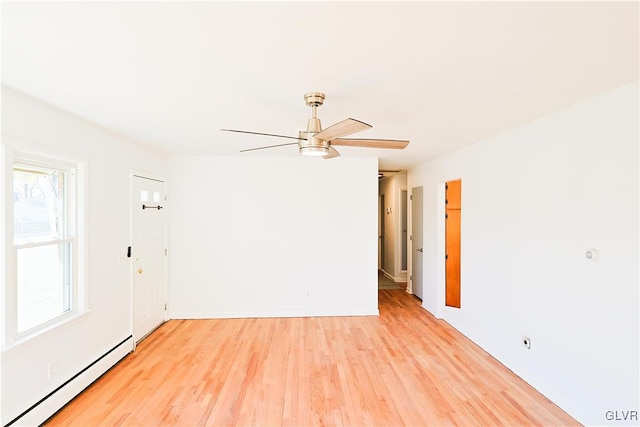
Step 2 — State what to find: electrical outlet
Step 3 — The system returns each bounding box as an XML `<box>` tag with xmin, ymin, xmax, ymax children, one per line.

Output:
<box><xmin>48</xmin><ymin>360</ymin><xmax>57</xmax><ymax>379</ymax></box>
<box><xmin>523</xmin><ymin>337</ymin><xmax>531</xmax><ymax>349</ymax></box>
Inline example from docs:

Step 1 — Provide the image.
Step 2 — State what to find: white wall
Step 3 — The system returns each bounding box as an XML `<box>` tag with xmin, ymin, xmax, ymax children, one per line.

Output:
<box><xmin>168</xmin><ymin>156</ymin><xmax>378</xmax><ymax>318</ymax></box>
<box><xmin>408</xmin><ymin>82</ymin><xmax>639</xmax><ymax>426</ymax></box>
<box><xmin>1</xmin><ymin>86</ymin><xmax>168</xmax><ymax>424</ymax></box>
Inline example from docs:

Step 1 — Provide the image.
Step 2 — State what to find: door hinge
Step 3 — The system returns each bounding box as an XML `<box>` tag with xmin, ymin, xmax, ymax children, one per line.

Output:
<box><xmin>446</xmin><ymin>254</ymin><xmax>449</xmax><ymax>260</ymax></box>
<box><xmin>445</xmin><ymin>184</ymin><xmax>448</xmax><ymax>190</ymax></box>
<box><xmin>445</xmin><ymin>213</ymin><xmax>448</xmax><ymax>219</ymax></box>
<box><xmin>410</xmin><ymin>195</ymin><xmax>413</xmax><ymax>201</ymax></box>
<box><xmin>164</xmin><ymin>194</ymin><xmax>168</xmax><ymax>201</ymax></box>
<box><xmin>127</xmin><ymin>246</ymin><xmax>132</xmax><ymax>258</ymax></box>
<box><xmin>410</xmin><ymin>275</ymin><xmax>412</xmax><ymax>281</ymax></box>
<box><xmin>410</xmin><ymin>235</ymin><xmax>413</xmax><ymax>241</ymax></box>
<box><xmin>164</xmin><ymin>303</ymin><xmax>167</xmax><ymax>310</ymax></box>
<box><xmin>164</xmin><ymin>248</ymin><xmax>167</xmax><ymax>256</ymax></box>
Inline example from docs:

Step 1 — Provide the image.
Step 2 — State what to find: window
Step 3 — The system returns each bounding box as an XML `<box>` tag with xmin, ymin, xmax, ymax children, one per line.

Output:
<box><xmin>11</xmin><ymin>155</ymin><xmax>80</xmax><ymax>339</ymax></box>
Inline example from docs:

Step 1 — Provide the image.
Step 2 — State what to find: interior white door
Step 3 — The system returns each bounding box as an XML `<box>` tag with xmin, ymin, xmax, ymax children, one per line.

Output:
<box><xmin>411</xmin><ymin>186</ymin><xmax>424</xmax><ymax>299</ymax></box>
<box><xmin>378</xmin><ymin>194</ymin><xmax>384</xmax><ymax>270</ymax></box>
<box><xmin>132</xmin><ymin>175</ymin><xmax>167</xmax><ymax>342</ymax></box>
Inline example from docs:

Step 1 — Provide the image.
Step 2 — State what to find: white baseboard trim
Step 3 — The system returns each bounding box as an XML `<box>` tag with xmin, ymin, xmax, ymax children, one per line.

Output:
<box><xmin>6</xmin><ymin>335</ymin><xmax>134</xmax><ymax>427</ymax></box>
<box><xmin>171</xmin><ymin>308</ymin><xmax>380</xmax><ymax>319</ymax></box>
<box><xmin>380</xmin><ymin>269</ymin><xmax>407</xmax><ymax>283</ymax></box>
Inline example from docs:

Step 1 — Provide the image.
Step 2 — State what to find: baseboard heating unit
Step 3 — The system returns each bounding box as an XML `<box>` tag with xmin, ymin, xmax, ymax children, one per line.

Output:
<box><xmin>5</xmin><ymin>335</ymin><xmax>134</xmax><ymax>427</ymax></box>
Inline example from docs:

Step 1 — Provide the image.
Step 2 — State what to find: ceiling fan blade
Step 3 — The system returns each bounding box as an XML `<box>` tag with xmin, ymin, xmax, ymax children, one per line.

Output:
<box><xmin>323</xmin><ymin>146</ymin><xmax>341</xmax><ymax>159</ymax></box>
<box><xmin>239</xmin><ymin>142</ymin><xmax>299</xmax><ymax>153</ymax></box>
<box><xmin>331</xmin><ymin>138</ymin><xmax>409</xmax><ymax>149</ymax></box>
<box><xmin>221</xmin><ymin>129</ymin><xmax>302</xmax><ymax>141</ymax></box>
<box><xmin>314</xmin><ymin>118</ymin><xmax>372</xmax><ymax>142</ymax></box>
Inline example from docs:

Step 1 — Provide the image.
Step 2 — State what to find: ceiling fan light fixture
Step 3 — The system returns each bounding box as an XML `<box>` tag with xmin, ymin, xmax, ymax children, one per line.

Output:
<box><xmin>300</xmin><ymin>146</ymin><xmax>330</xmax><ymax>157</ymax></box>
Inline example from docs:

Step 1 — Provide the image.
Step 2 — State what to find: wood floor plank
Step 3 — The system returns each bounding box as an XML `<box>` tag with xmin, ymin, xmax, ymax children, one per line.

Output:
<box><xmin>44</xmin><ymin>289</ymin><xmax>579</xmax><ymax>426</ymax></box>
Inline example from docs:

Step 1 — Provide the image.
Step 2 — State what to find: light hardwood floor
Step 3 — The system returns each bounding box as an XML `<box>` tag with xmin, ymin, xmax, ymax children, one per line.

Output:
<box><xmin>45</xmin><ymin>290</ymin><xmax>578</xmax><ymax>426</ymax></box>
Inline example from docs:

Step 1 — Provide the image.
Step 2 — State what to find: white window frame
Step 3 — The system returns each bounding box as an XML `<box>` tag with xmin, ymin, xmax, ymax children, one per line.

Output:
<box><xmin>3</xmin><ymin>148</ymin><xmax>87</xmax><ymax>348</ymax></box>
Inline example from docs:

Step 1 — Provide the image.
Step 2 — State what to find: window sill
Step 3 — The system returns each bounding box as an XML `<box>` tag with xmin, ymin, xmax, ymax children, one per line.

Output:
<box><xmin>3</xmin><ymin>309</ymin><xmax>92</xmax><ymax>352</ymax></box>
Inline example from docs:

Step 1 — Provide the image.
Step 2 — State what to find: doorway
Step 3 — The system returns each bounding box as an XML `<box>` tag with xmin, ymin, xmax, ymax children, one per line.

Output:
<box><xmin>131</xmin><ymin>174</ymin><xmax>167</xmax><ymax>343</ymax></box>
<box><xmin>411</xmin><ymin>186</ymin><xmax>423</xmax><ymax>299</ymax></box>
<box><xmin>401</xmin><ymin>190</ymin><xmax>408</xmax><ymax>271</ymax></box>
<box><xmin>379</xmin><ymin>194</ymin><xmax>385</xmax><ymax>271</ymax></box>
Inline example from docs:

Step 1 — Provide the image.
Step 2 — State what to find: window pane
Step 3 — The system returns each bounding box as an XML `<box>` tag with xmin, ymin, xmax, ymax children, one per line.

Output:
<box><xmin>13</xmin><ymin>167</ymin><xmax>65</xmax><ymax>244</ymax></box>
<box><xmin>16</xmin><ymin>243</ymin><xmax>71</xmax><ymax>333</ymax></box>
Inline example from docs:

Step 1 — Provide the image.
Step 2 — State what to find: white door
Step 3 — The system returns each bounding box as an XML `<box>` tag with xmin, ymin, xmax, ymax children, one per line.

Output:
<box><xmin>378</xmin><ymin>195</ymin><xmax>384</xmax><ymax>269</ymax></box>
<box><xmin>411</xmin><ymin>187</ymin><xmax>424</xmax><ymax>299</ymax></box>
<box><xmin>132</xmin><ymin>175</ymin><xmax>167</xmax><ymax>342</ymax></box>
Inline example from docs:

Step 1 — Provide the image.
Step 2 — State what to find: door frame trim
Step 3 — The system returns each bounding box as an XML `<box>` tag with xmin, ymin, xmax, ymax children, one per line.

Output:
<box><xmin>435</xmin><ymin>182</ymin><xmax>447</xmax><ymax>319</ymax></box>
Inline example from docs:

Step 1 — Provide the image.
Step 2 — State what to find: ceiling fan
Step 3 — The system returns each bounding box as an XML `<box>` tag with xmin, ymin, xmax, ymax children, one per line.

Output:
<box><xmin>221</xmin><ymin>92</ymin><xmax>409</xmax><ymax>159</ymax></box>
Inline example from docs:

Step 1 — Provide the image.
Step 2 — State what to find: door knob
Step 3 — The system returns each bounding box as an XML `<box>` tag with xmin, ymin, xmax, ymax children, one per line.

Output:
<box><xmin>417</xmin><ymin>248</ymin><xmax>423</xmax><ymax>252</ymax></box>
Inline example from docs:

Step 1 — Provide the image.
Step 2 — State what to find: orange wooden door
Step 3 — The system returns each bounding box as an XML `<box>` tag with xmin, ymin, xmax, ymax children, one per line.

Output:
<box><xmin>446</xmin><ymin>180</ymin><xmax>461</xmax><ymax>210</ymax></box>
<box><xmin>445</xmin><ymin>180</ymin><xmax>461</xmax><ymax>308</ymax></box>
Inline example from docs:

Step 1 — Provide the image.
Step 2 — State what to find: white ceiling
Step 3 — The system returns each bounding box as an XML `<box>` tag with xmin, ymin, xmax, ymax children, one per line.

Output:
<box><xmin>2</xmin><ymin>1</ymin><xmax>638</xmax><ymax>170</ymax></box>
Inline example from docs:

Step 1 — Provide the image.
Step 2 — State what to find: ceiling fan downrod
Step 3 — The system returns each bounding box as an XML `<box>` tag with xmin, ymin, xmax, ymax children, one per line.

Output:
<box><xmin>304</xmin><ymin>92</ymin><xmax>324</xmax><ymax>133</ymax></box>
<box><xmin>300</xmin><ymin>92</ymin><xmax>329</xmax><ymax>156</ymax></box>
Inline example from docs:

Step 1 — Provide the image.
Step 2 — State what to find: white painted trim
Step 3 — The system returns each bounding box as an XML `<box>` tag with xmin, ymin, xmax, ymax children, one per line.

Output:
<box><xmin>434</xmin><ymin>182</ymin><xmax>447</xmax><ymax>319</ymax></box>
<box><xmin>9</xmin><ymin>309</ymin><xmax>92</xmax><ymax>350</ymax></box>
<box><xmin>171</xmin><ymin>309</ymin><xmax>380</xmax><ymax>319</ymax></box>
<box><xmin>6</xmin><ymin>336</ymin><xmax>134</xmax><ymax>427</ymax></box>
<box><xmin>380</xmin><ymin>269</ymin><xmax>407</xmax><ymax>283</ymax></box>
<box><xmin>396</xmin><ymin>270</ymin><xmax>408</xmax><ymax>282</ymax></box>
<box><xmin>2</xmin><ymin>145</ymin><xmax>15</xmax><ymax>349</ymax></box>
